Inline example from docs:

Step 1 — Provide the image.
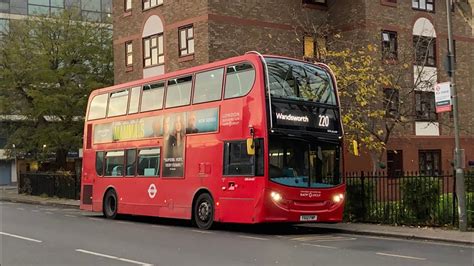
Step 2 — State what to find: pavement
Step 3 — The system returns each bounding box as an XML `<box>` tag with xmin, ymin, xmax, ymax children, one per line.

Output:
<box><xmin>0</xmin><ymin>185</ymin><xmax>79</xmax><ymax>208</ymax></box>
<box><xmin>1</xmin><ymin>185</ymin><xmax>473</xmax><ymax>246</ymax></box>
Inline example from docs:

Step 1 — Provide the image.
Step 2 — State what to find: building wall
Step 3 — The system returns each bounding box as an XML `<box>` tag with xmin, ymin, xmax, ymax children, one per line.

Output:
<box><xmin>112</xmin><ymin>0</ymin><xmax>209</xmax><ymax>84</ymax></box>
<box><xmin>112</xmin><ymin>0</ymin><xmax>474</xmax><ymax>173</ymax></box>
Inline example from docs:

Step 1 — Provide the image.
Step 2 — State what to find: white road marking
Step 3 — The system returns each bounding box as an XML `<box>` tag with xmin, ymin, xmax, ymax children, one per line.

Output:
<box><xmin>151</xmin><ymin>225</ymin><xmax>168</xmax><ymax>229</ymax></box>
<box><xmin>42</xmin><ymin>208</ymin><xmax>58</xmax><ymax>211</ymax></box>
<box><xmin>0</xmin><ymin>232</ymin><xmax>43</xmax><ymax>243</ymax></box>
<box><xmin>290</xmin><ymin>236</ymin><xmax>356</xmax><ymax>242</ymax></box>
<box><xmin>311</xmin><ymin>238</ymin><xmax>356</xmax><ymax>242</ymax></box>
<box><xmin>16</xmin><ymin>207</ymin><xmax>25</xmax><ymax>211</ymax></box>
<box><xmin>62</xmin><ymin>208</ymin><xmax>78</xmax><ymax>211</ymax></box>
<box><xmin>376</xmin><ymin>252</ymin><xmax>427</xmax><ymax>261</ymax></box>
<box><xmin>238</xmin><ymin>235</ymin><xmax>269</xmax><ymax>241</ymax></box>
<box><xmin>302</xmin><ymin>243</ymin><xmax>338</xmax><ymax>249</ymax></box>
<box><xmin>65</xmin><ymin>215</ymin><xmax>77</xmax><ymax>218</ymax></box>
<box><xmin>191</xmin><ymin>230</ymin><xmax>214</xmax><ymax>234</ymax></box>
<box><xmin>116</xmin><ymin>221</ymin><xmax>133</xmax><ymax>225</ymax></box>
<box><xmin>354</xmin><ymin>234</ymin><xmax>474</xmax><ymax>249</ymax></box>
<box><xmin>75</xmin><ymin>249</ymin><xmax>153</xmax><ymax>266</ymax></box>
<box><xmin>32</xmin><ymin>210</ymin><xmax>40</xmax><ymax>213</ymax></box>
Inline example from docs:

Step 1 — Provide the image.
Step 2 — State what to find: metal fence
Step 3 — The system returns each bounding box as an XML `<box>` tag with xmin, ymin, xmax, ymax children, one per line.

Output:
<box><xmin>19</xmin><ymin>172</ymin><xmax>80</xmax><ymax>200</ymax></box>
<box><xmin>344</xmin><ymin>171</ymin><xmax>474</xmax><ymax>228</ymax></box>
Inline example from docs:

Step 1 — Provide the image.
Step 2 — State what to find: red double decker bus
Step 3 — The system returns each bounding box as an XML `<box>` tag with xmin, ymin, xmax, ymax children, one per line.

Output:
<box><xmin>81</xmin><ymin>52</ymin><xmax>345</xmax><ymax>229</ymax></box>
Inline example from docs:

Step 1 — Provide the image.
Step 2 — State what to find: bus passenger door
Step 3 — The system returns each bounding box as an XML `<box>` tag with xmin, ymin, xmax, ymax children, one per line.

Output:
<box><xmin>219</xmin><ymin>139</ymin><xmax>263</xmax><ymax>223</ymax></box>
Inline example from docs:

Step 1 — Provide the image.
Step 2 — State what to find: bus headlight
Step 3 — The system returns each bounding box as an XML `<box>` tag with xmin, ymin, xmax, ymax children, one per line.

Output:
<box><xmin>271</xmin><ymin>191</ymin><xmax>282</xmax><ymax>202</ymax></box>
<box><xmin>333</xmin><ymin>193</ymin><xmax>344</xmax><ymax>203</ymax></box>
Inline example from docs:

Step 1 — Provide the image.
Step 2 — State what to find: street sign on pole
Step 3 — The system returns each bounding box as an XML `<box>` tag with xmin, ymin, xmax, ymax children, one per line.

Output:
<box><xmin>434</xmin><ymin>82</ymin><xmax>452</xmax><ymax>113</ymax></box>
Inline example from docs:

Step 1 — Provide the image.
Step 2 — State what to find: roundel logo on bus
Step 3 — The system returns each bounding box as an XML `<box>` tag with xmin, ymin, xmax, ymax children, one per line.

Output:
<box><xmin>148</xmin><ymin>184</ymin><xmax>157</xmax><ymax>199</ymax></box>
<box><xmin>300</xmin><ymin>190</ymin><xmax>321</xmax><ymax>198</ymax></box>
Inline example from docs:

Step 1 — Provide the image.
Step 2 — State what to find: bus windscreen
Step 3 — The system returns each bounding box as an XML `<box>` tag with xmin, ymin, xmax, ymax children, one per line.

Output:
<box><xmin>266</xmin><ymin>58</ymin><xmax>336</xmax><ymax>105</ymax></box>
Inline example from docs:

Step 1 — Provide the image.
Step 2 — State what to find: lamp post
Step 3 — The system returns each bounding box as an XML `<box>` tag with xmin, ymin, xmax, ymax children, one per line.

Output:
<box><xmin>445</xmin><ymin>0</ymin><xmax>467</xmax><ymax>231</ymax></box>
<box><xmin>12</xmin><ymin>144</ymin><xmax>18</xmax><ymax>191</ymax></box>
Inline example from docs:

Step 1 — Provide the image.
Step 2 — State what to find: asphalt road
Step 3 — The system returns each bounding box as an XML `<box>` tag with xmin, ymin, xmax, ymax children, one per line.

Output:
<box><xmin>0</xmin><ymin>201</ymin><xmax>472</xmax><ymax>266</ymax></box>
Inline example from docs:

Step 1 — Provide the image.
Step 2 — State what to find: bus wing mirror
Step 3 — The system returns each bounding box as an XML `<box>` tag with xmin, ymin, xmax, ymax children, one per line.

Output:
<box><xmin>246</xmin><ymin>138</ymin><xmax>255</xmax><ymax>155</ymax></box>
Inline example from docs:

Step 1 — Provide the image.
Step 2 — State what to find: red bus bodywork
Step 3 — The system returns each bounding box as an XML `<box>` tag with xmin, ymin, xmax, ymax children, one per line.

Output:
<box><xmin>80</xmin><ymin>53</ymin><xmax>345</xmax><ymax>225</ymax></box>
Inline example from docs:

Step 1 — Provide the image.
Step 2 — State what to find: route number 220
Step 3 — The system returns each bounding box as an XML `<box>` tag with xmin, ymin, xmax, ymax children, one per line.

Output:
<box><xmin>318</xmin><ymin>115</ymin><xmax>330</xmax><ymax>127</ymax></box>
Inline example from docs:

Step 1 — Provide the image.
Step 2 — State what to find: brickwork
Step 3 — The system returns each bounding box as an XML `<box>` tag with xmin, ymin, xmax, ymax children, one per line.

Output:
<box><xmin>112</xmin><ymin>0</ymin><xmax>208</xmax><ymax>84</ymax></box>
<box><xmin>112</xmin><ymin>0</ymin><xmax>474</xmax><ymax>172</ymax></box>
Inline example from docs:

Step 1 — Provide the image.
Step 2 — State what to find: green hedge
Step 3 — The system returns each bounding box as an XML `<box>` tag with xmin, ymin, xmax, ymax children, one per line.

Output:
<box><xmin>344</xmin><ymin>175</ymin><xmax>474</xmax><ymax>228</ymax></box>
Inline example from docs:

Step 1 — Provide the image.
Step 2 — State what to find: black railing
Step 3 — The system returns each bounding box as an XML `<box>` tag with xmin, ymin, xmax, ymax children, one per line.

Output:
<box><xmin>344</xmin><ymin>171</ymin><xmax>474</xmax><ymax>228</ymax></box>
<box><xmin>19</xmin><ymin>172</ymin><xmax>80</xmax><ymax>200</ymax></box>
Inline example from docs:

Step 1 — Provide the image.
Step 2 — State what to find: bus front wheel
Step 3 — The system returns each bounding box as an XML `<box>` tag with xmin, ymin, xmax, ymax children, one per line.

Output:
<box><xmin>103</xmin><ymin>189</ymin><xmax>118</xmax><ymax>219</ymax></box>
<box><xmin>193</xmin><ymin>193</ymin><xmax>214</xmax><ymax>230</ymax></box>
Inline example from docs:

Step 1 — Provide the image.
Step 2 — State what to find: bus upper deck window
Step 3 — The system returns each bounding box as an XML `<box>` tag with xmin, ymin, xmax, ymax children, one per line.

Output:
<box><xmin>224</xmin><ymin>63</ymin><xmax>255</xmax><ymax>99</ymax></box>
<box><xmin>166</xmin><ymin>76</ymin><xmax>192</xmax><ymax>108</ymax></box>
<box><xmin>108</xmin><ymin>90</ymin><xmax>129</xmax><ymax>117</ymax></box>
<box><xmin>88</xmin><ymin>94</ymin><xmax>108</xmax><ymax>120</ymax></box>
<box><xmin>141</xmin><ymin>82</ymin><xmax>165</xmax><ymax>112</ymax></box>
<box><xmin>193</xmin><ymin>68</ymin><xmax>224</xmax><ymax>104</ymax></box>
<box><xmin>128</xmin><ymin>87</ymin><xmax>141</xmax><ymax>114</ymax></box>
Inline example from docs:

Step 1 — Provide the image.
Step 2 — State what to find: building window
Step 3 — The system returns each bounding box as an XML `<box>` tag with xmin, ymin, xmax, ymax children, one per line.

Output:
<box><xmin>419</xmin><ymin>150</ymin><xmax>441</xmax><ymax>176</ymax></box>
<box><xmin>304</xmin><ymin>36</ymin><xmax>315</xmax><ymax>58</ymax></box>
<box><xmin>81</xmin><ymin>0</ymin><xmax>102</xmax><ymax>22</ymax></box>
<box><xmin>304</xmin><ymin>36</ymin><xmax>327</xmax><ymax>60</ymax></box>
<box><xmin>303</xmin><ymin>0</ymin><xmax>327</xmax><ymax>5</ymax></box>
<box><xmin>382</xmin><ymin>30</ymin><xmax>397</xmax><ymax>60</ymax></box>
<box><xmin>387</xmin><ymin>150</ymin><xmax>403</xmax><ymax>178</ymax></box>
<box><xmin>28</xmin><ymin>0</ymin><xmax>64</xmax><ymax>16</ymax></box>
<box><xmin>414</xmin><ymin>36</ymin><xmax>436</xmax><ymax>67</ymax></box>
<box><xmin>179</xmin><ymin>25</ymin><xmax>194</xmax><ymax>57</ymax></box>
<box><xmin>0</xmin><ymin>18</ymin><xmax>9</xmax><ymax>35</ymax></box>
<box><xmin>0</xmin><ymin>0</ymin><xmax>9</xmax><ymax>12</ymax></box>
<box><xmin>143</xmin><ymin>0</ymin><xmax>163</xmax><ymax>10</ymax></box>
<box><xmin>415</xmin><ymin>91</ymin><xmax>436</xmax><ymax>121</ymax></box>
<box><xmin>125</xmin><ymin>0</ymin><xmax>132</xmax><ymax>11</ymax></box>
<box><xmin>143</xmin><ymin>34</ymin><xmax>164</xmax><ymax>67</ymax></box>
<box><xmin>125</xmin><ymin>41</ymin><xmax>133</xmax><ymax>67</ymax></box>
<box><xmin>384</xmin><ymin>88</ymin><xmax>399</xmax><ymax>118</ymax></box>
<box><xmin>412</xmin><ymin>0</ymin><xmax>434</xmax><ymax>12</ymax></box>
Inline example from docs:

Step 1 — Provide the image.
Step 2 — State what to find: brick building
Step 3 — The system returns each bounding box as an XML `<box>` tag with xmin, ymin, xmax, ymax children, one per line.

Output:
<box><xmin>112</xmin><ymin>0</ymin><xmax>474</xmax><ymax>174</ymax></box>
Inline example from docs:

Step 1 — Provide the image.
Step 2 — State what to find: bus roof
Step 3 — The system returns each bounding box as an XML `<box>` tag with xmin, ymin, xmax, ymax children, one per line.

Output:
<box><xmin>89</xmin><ymin>53</ymin><xmax>327</xmax><ymax>98</ymax></box>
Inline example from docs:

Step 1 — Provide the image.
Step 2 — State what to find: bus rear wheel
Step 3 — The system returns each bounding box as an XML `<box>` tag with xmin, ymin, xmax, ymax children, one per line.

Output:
<box><xmin>193</xmin><ymin>193</ymin><xmax>214</xmax><ymax>230</ymax></box>
<box><xmin>103</xmin><ymin>189</ymin><xmax>118</xmax><ymax>219</ymax></box>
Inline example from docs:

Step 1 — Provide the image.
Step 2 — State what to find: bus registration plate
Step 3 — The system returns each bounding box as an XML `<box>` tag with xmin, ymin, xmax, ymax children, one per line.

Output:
<box><xmin>300</xmin><ymin>215</ymin><xmax>317</xmax><ymax>221</ymax></box>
